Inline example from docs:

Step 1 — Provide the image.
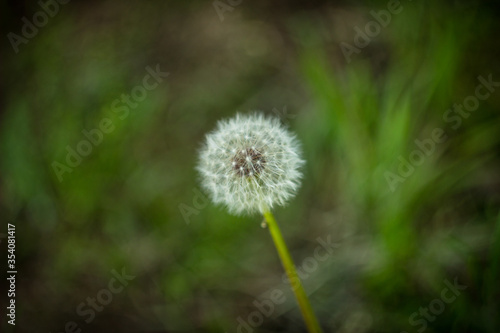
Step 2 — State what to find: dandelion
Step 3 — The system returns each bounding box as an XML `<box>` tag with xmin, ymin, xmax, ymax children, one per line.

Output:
<box><xmin>197</xmin><ymin>112</ymin><xmax>322</xmax><ymax>333</ymax></box>
<box><xmin>197</xmin><ymin>113</ymin><xmax>304</xmax><ymax>215</ymax></box>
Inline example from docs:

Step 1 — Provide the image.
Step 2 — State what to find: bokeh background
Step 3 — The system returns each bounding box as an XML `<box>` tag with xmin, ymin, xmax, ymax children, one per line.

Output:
<box><xmin>1</xmin><ymin>0</ymin><xmax>500</xmax><ymax>332</ymax></box>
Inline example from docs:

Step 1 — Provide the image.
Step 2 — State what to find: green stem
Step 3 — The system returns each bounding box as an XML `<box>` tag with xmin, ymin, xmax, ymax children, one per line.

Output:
<box><xmin>263</xmin><ymin>210</ymin><xmax>323</xmax><ymax>333</ymax></box>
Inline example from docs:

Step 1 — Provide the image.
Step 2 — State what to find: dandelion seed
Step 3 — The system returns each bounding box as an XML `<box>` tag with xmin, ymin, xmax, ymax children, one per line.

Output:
<box><xmin>197</xmin><ymin>112</ymin><xmax>304</xmax><ymax>215</ymax></box>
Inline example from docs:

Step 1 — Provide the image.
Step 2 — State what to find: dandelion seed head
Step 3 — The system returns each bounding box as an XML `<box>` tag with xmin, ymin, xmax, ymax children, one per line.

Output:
<box><xmin>197</xmin><ymin>112</ymin><xmax>305</xmax><ymax>215</ymax></box>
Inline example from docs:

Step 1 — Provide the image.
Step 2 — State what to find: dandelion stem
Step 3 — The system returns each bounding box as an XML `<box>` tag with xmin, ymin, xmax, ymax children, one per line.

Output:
<box><xmin>263</xmin><ymin>210</ymin><xmax>323</xmax><ymax>333</ymax></box>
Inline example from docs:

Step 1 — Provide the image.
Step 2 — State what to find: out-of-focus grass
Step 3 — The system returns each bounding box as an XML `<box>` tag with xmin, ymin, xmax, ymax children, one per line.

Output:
<box><xmin>1</xmin><ymin>1</ymin><xmax>500</xmax><ymax>333</ymax></box>
<box><xmin>293</xmin><ymin>4</ymin><xmax>500</xmax><ymax>332</ymax></box>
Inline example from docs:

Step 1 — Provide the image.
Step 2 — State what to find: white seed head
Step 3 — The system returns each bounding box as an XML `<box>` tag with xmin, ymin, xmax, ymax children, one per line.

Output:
<box><xmin>197</xmin><ymin>112</ymin><xmax>305</xmax><ymax>215</ymax></box>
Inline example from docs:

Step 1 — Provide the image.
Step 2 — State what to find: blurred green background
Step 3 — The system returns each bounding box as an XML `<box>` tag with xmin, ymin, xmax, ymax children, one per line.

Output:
<box><xmin>1</xmin><ymin>0</ymin><xmax>500</xmax><ymax>332</ymax></box>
